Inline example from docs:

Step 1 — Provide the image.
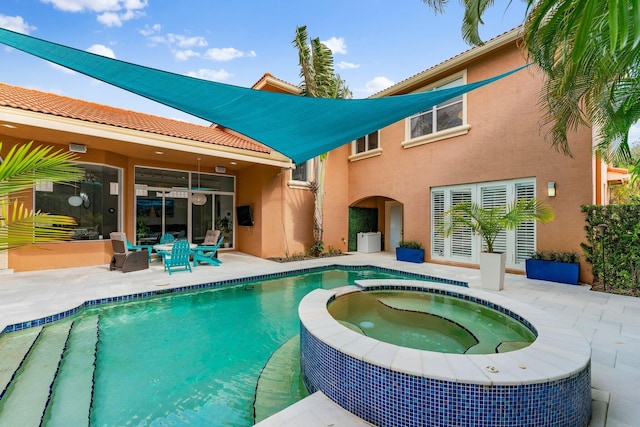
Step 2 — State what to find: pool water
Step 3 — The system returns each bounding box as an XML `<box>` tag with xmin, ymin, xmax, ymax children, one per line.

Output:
<box><xmin>8</xmin><ymin>268</ymin><xmax>434</xmax><ymax>427</ymax></box>
<box><xmin>328</xmin><ymin>290</ymin><xmax>536</xmax><ymax>354</ymax></box>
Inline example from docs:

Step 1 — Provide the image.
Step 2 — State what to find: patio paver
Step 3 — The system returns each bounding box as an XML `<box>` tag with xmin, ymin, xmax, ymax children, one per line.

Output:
<box><xmin>1</xmin><ymin>251</ymin><xmax>638</xmax><ymax>426</ymax></box>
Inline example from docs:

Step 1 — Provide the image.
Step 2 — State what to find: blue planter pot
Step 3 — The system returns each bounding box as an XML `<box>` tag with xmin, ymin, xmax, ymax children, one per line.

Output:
<box><xmin>525</xmin><ymin>259</ymin><xmax>579</xmax><ymax>285</ymax></box>
<box><xmin>396</xmin><ymin>247</ymin><xmax>425</xmax><ymax>263</ymax></box>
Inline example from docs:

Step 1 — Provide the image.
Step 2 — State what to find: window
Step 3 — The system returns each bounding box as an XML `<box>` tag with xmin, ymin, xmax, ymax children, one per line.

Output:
<box><xmin>290</xmin><ymin>158</ymin><xmax>315</xmax><ymax>186</ymax></box>
<box><xmin>431</xmin><ymin>179</ymin><xmax>536</xmax><ymax>269</ymax></box>
<box><xmin>350</xmin><ymin>130</ymin><xmax>383</xmax><ymax>162</ymax></box>
<box><xmin>35</xmin><ymin>163</ymin><xmax>121</xmax><ymax>240</ymax></box>
<box><xmin>410</xmin><ymin>77</ymin><xmax>463</xmax><ymax>139</ymax></box>
<box><xmin>355</xmin><ymin>131</ymin><xmax>379</xmax><ymax>154</ymax></box>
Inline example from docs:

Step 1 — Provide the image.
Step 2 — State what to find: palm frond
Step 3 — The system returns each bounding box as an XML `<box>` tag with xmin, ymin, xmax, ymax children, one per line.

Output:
<box><xmin>0</xmin><ymin>199</ymin><xmax>76</xmax><ymax>249</ymax></box>
<box><xmin>0</xmin><ymin>141</ymin><xmax>83</xmax><ymax>195</ymax></box>
<box><xmin>524</xmin><ymin>0</ymin><xmax>640</xmax><ymax>166</ymax></box>
<box><xmin>0</xmin><ymin>141</ymin><xmax>83</xmax><ymax>251</ymax></box>
<box><xmin>292</xmin><ymin>26</ymin><xmax>314</xmax><ymax>96</ymax></box>
<box><xmin>440</xmin><ymin>198</ymin><xmax>554</xmax><ymax>253</ymax></box>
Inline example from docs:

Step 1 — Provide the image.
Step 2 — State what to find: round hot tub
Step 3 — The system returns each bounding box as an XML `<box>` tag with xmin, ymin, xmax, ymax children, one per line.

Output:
<box><xmin>327</xmin><ymin>289</ymin><xmax>536</xmax><ymax>354</ymax></box>
<box><xmin>299</xmin><ymin>280</ymin><xmax>591</xmax><ymax>427</ymax></box>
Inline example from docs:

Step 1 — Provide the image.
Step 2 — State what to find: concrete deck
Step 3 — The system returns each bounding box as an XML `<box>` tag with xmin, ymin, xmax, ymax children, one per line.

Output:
<box><xmin>1</xmin><ymin>251</ymin><xmax>638</xmax><ymax>426</ymax></box>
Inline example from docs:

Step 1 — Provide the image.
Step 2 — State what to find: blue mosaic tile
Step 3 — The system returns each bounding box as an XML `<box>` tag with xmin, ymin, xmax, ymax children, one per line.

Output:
<box><xmin>301</xmin><ymin>324</ymin><xmax>591</xmax><ymax>427</ymax></box>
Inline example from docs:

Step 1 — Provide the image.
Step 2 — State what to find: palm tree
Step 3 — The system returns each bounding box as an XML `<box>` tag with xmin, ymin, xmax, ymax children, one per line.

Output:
<box><xmin>0</xmin><ymin>141</ymin><xmax>84</xmax><ymax>250</ymax></box>
<box><xmin>421</xmin><ymin>0</ymin><xmax>640</xmax><ymax>173</ymax></box>
<box><xmin>292</xmin><ymin>26</ymin><xmax>352</xmax><ymax>256</ymax></box>
<box><xmin>439</xmin><ymin>198</ymin><xmax>555</xmax><ymax>253</ymax></box>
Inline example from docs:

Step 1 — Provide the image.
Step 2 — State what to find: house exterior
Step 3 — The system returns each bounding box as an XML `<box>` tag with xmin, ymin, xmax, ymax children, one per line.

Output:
<box><xmin>0</xmin><ymin>29</ymin><xmax>618</xmax><ymax>282</ymax></box>
<box><xmin>316</xmin><ymin>28</ymin><xmax>608</xmax><ymax>283</ymax></box>
<box><xmin>0</xmin><ymin>74</ymin><xmax>314</xmax><ymax>272</ymax></box>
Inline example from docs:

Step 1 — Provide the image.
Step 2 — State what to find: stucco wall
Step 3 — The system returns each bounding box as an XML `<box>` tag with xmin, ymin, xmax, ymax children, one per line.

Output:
<box><xmin>322</xmin><ymin>146</ymin><xmax>351</xmax><ymax>254</ymax></box>
<box><xmin>328</xmin><ymin>44</ymin><xmax>594</xmax><ymax>281</ymax></box>
<box><xmin>237</xmin><ymin>164</ymin><xmax>315</xmax><ymax>258</ymax></box>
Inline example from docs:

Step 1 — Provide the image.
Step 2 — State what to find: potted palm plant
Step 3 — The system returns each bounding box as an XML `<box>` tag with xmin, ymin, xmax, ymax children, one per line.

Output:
<box><xmin>440</xmin><ymin>198</ymin><xmax>554</xmax><ymax>290</ymax></box>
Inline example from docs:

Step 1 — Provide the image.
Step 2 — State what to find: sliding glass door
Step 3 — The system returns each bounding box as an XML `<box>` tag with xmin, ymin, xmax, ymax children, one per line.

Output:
<box><xmin>135</xmin><ymin>166</ymin><xmax>235</xmax><ymax>247</ymax></box>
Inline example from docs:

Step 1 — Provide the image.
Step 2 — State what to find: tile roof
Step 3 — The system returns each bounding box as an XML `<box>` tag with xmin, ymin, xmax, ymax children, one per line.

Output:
<box><xmin>0</xmin><ymin>82</ymin><xmax>272</xmax><ymax>154</ymax></box>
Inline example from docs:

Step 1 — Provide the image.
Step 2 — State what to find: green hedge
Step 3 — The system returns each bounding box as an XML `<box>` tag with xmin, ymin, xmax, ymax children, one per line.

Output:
<box><xmin>581</xmin><ymin>205</ymin><xmax>640</xmax><ymax>289</ymax></box>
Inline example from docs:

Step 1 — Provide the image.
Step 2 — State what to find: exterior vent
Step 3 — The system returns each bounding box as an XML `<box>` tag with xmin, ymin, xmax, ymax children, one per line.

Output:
<box><xmin>69</xmin><ymin>143</ymin><xmax>87</xmax><ymax>153</ymax></box>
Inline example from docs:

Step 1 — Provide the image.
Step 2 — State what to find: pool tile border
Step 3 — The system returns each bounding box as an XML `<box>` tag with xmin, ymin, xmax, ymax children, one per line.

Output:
<box><xmin>1</xmin><ymin>265</ymin><xmax>465</xmax><ymax>335</ymax></box>
<box><xmin>299</xmin><ymin>280</ymin><xmax>592</xmax><ymax>427</ymax></box>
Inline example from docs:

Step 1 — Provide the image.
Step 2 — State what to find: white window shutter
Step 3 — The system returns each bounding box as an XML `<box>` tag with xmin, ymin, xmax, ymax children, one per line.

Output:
<box><xmin>481</xmin><ymin>185</ymin><xmax>507</xmax><ymax>253</ymax></box>
<box><xmin>515</xmin><ymin>183</ymin><xmax>536</xmax><ymax>264</ymax></box>
<box><xmin>432</xmin><ymin>190</ymin><xmax>445</xmax><ymax>257</ymax></box>
<box><xmin>450</xmin><ymin>190</ymin><xmax>473</xmax><ymax>259</ymax></box>
<box><xmin>431</xmin><ymin>179</ymin><xmax>536</xmax><ymax>268</ymax></box>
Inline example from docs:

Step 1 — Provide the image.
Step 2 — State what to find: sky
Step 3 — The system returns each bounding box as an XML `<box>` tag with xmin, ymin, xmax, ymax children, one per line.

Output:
<box><xmin>2</xmin><ymin>0</ymin><xmax>637</xmax><ymax>146</ymax></box>
<box><xmin>0</xmin><ymin>0</ymin><xmax>535</xmax><ymax>126</ymax></box>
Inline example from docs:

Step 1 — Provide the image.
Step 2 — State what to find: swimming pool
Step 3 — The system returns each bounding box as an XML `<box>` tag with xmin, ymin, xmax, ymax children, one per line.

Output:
<box><xmin>0</xmin><ymin>267</ymin><xmax>450</xmax><ymax>426</ymax></box>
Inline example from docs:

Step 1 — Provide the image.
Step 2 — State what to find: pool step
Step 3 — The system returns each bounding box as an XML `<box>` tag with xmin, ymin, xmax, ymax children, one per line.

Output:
<box><xmin>0</xmin><ymin>320</ymin><xmax>72</xmax><ymax>427</ymax></box>
<box><xmin>254</xmin><ymin>335</ymin><xmax>309</xmax><ymax>424</ymax></box>
<box><xmin>0</xmin><ymin>326</ymin><xmax>43</xmax><ymax>401</ymax></box>
<box><xmin>42</xmin><ymin>315</ymin><xmax>99</xmax><ymax>427</ymax></box>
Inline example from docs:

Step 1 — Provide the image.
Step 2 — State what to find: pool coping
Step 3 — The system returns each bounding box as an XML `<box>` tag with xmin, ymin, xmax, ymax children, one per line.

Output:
<box><xmin>299</xmin><ymin>279</ymin><xmax>592</xmax><ymax>386</ymax></box>
<box><xmin>1</xmin><ymin>265</ymin><xmax>464</xmax><ymax>335</ymax></box>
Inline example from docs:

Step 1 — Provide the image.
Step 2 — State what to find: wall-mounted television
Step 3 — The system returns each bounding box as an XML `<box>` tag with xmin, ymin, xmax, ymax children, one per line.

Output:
<box><xmin>236</xmin><ymin>205</ymin><xmax>254</xmax><ymax>226</ymax></box>
<box><xmin>137</xmin><ymin>198</ymin><xmax>174</xmax><ymax>217</ymax></box>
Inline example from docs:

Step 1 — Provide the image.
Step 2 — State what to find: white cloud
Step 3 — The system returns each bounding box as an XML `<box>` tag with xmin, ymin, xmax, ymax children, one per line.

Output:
<box><xmin>0</xmin><ymin>15</ymin><xmax>36</xmax><ymax>34</ymax></box>
<box><xmin>365</xmin><ymin>76</ymin><xmax>395</xmax><ymax>94</ymax></box>
<box><xmin>322</xmin><ymin>36</ymin><xmax>347</xmax><ymax>54</ymax></box>
<box><xmin>123</xmin><ymin>0</ymin><xmax>147</xmax><ymax>9</ymax></box>
<box><xmin>139</xmin><ymin>23</ymin><xmax>161</xmax><ymax>37</ymax></box>
<box><xmin>174</xmin><ymin>49</ymin><xmax>200</xmax><ymax>61</ymax></box>
<box><xmin>42</xmin><ymin>0</ymin><xmax>147</xmax><ymax>27</ymax></box>
<box><xmin>42</xmin><ymin>0</ymin><xmax>146</xmax><ymax>13</ymax></box>
<box><xmin>186</xmin><ymin>68</ymin><xmax>232</xmax><ymax>82</ymax></box>
<box><xmin>167</xmin><ymin>34</ymin><xmax>207</xmax><ymax>48</ymax></box>
<box><xmin>143</xmin><ymin>31</ymin><xmax>208</xmax><ymax>56</ymax></box>
<box><xmin>97</xmin><ymin>12</ymin><xmax>122</xmax><ymax>27</ymax></box>
<box><xmin>87</xmin><ymin>44</ymin><xmax>116</xmax><ymax>58</ymax></box>
<box><xmin>42</xmin><ymin>0</ymin><xmax>119</xmax><ymax>13</ymax></box>
<box><xmin>337</xmin><ymin>61</ymin><xmax>359</xmax><ymax>70</ymax></box>
<box><xmin>204</xmin><ymin>47</ymin><xmax>254</xmax><ymax>61</ymax></box>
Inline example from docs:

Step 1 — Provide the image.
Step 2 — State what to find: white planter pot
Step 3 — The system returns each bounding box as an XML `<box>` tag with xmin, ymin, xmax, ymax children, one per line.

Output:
<box><xmin>479</xmin><ymin>252</ymin><xmax>506</xmax><ymax>291</ymax></box>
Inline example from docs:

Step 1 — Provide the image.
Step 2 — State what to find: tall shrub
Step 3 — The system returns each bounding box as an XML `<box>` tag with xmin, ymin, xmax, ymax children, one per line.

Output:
<box><xmin>582</xmin><ymin>205</ymin><xmax>640</xmax><ymax>289</ymax></box>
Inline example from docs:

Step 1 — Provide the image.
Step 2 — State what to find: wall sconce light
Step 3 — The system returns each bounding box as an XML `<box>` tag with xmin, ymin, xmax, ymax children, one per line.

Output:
<box><xmin>547</xmin><ymin>181</ymin><xmax>556</xmax><ymax>197</ymax></box>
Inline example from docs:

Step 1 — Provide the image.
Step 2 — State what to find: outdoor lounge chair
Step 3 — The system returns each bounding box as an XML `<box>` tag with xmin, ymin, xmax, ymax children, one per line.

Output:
<box><xmin>110</xmin><ymin>232</ymin><xmax>153</xmax><ymax>263</ymax></box>
<box><xmin>163</xmin><ymin>240</ymin><xmax>193</xmax><ymax>275</ymax></box>
<box><xmin>109</xmin><ymin>238</ymin><xmax>149</xmax><ymax>273</ymax></box>
<box><xmin>192</xmin><ymin>236</ymin><xmax>224</xmax><ymax>267</ymax></box>
<box><xmin>202</xmin><ymin>229</ymin><xmax>221</xmax><ymax>246</ymax></box>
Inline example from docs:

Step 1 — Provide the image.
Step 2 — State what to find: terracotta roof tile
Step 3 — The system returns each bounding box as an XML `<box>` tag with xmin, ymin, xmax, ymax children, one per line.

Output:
<box><xmin>0</xmin><ymin>82</ymin><xmax>272</xmax><ymax>154</ymax></box>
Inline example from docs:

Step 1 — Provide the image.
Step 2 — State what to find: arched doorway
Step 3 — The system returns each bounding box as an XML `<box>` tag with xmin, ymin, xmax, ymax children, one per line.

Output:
<box><xmin>348</xmin><ymin>196</ymin><xmax>403</xmax><ymax>252</ymax></box>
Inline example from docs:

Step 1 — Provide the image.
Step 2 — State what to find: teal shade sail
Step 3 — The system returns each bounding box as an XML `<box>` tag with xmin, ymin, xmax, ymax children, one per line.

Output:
<box><xmin>0</xmin><ymin>28</ymin><xmax>526</xmax><ymax>164</ymax></box>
